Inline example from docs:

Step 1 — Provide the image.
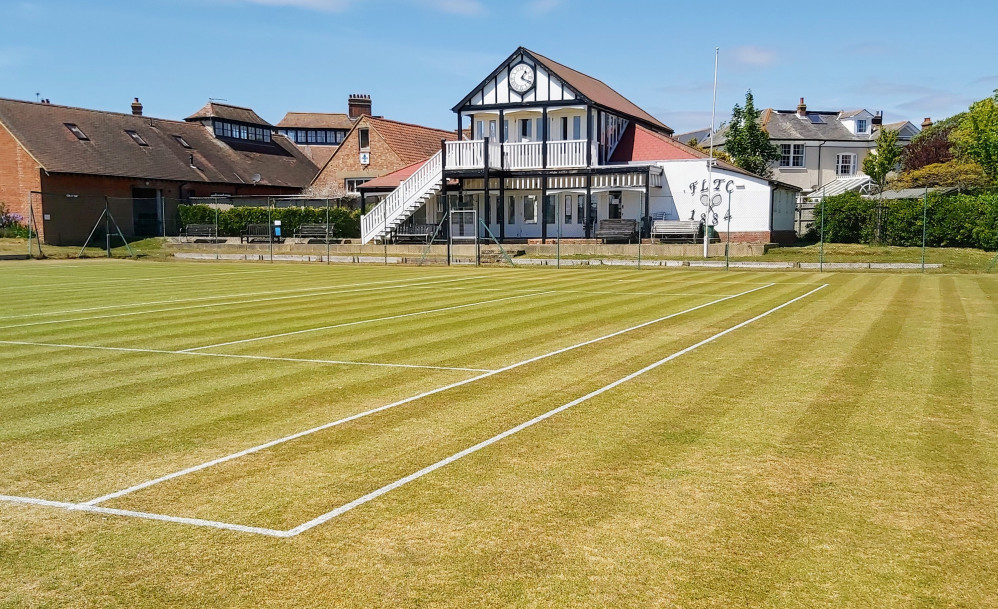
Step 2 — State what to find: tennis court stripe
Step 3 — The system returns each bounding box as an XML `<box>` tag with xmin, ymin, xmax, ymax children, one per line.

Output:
<box><xmin>0</xmin><ymin>341</ymin><xmax>493</xmax><ymax>372</ymax></box>
<box><xmin>181</xmin><ymin>290</ymin><xmax>558</xmax><ymax>352</ymax></box>
<box><xmin>0</xmin><ymin>275</ymin><xmax>459</xmax><ymax>320</ymax></box>
<box><xmin>0</xmin><ymin>276</ymin><xmax>483</xmax><ymax>330</ymax></box>
<box><xmin>286</xmin><ymin>283</ymin><xmax>829</xmax><ymax>536</ymax></box>
<box><xmin>82</xmin><ymin>283</ymin><xmax>772</xmax><ymax>507</ymax></box>
<box><xmin>0</xmin><ymin>494</ymin><xmax>287</xmax><ymax>538</ymax></box>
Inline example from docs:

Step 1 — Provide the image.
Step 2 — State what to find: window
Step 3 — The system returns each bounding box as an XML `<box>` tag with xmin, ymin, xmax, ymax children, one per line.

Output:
<box><xmin>856</xmin><ymin>119</ymin><xmax>868</xmax><ymax>134</ymax></box>
<box><xmin>125</xmin><ymin>130</ymin><xmax>148</xmax><ymax>146</ymax></box>
<box><xmin>577</xmin><ymin>195</ymin><xmax>585</xmax><ymax>224</ymax></box>
<box><xmin>779</xmin><ymin>143</ymin><xmax>805</xmax><ymax>167</ymax></box>
<box><xmin>476</xmin><ymin>120</ymin><xmax>484</xmax><ymax>139</ymax></box>
<box><xmin>564</xmin><ymin>194</ymin><xmax>573</xmax><ymax>224</ymax></box>
<box><xmin>537</xmin><ymin>118</ymin><xmax>544</xmax><ymax>140</ymax></box>
<box><xmin>358</xmin><ymin>128</ymin><xmax>370</xmax><ymax>150</ymax></box>
<box><xmin>520</xmin><ymin>119</ymin><xmax>531</xmax><ymax>140</ymax></box>
<box><xmin>65</xmin><ymin>123</ymin><xmax>89</xmax><ymax>140</ymax></box>
<box><xmin>508</xmin><ymin>196</ymin><xmax>516</xmax><ymax>224</ymax></box>
<box><xmin>344</xmin><ymin>178</ymin><xmax>370</xmax><ymax>192</ymax></box>
<box><xmin>503</xmin><ymin>120</ymin><xmax>508</xmax><ymax>142</ymax></box>
<box><xmin>523</xmin><ymin>196</ymin><xmax>537</xmax><ymax>224</ymax></box>
<box><xmin>543</xmin><ymin>196</ymin><xmax>556</xmax><ymax>224</ymax></box>
<box><xmin>561</xmin><ymin>117</ymin><xmax>569</xmax><ymax>141</ymax></box>
<box><xmin>836</xmin><ymin>153</ymin><xmax>856</xmax><ymax>176</ymax></box>
<box><xmin>213</xmin><ymin>120</ymin><xmax>271</xmax><ymax>142</ymax></box>
<box><xmin>173</xmin><ymin>135</ymin><xmax>191</xmax><ymax>148</ymax></box>
<box><xmin>489</xmin><ymin>120</ymin><xmax>497</xmax><ymax>139</ymax></box>
<box><xmin>573</xmin><ymin>116</ymin><xmax>581</xmax><ymax>140</ymax></box>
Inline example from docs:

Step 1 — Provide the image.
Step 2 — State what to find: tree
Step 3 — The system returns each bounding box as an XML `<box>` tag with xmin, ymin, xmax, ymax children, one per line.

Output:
<box><xmin>891</xmin><ymin>159</ymin><xmax>988</xmax><ymax>191</ymax></box>
<box><xmin>954</xmin><ymin>90</ymin><xmax>998</xmax><ymax>181</ymax></box>
<box><xmin>862</xmin><ymin>128</ymin><xmax>903</xmax><ymax>194</ymax></box>
<box><xmin>723</xmin><ymin>90</ymin><xmax>779</xmax><ymax>177</ymax></box>
<box><xmin>901</xmin><ymin>115</ymin><xmax>962</xmax><ymax>172</ymax></box>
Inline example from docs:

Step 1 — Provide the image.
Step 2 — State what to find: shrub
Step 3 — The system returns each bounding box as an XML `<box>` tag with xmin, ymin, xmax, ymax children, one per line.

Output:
<box><xmin>178</xmin><ymin>204</ymin><xmax>361</xmax><ymax>238</ymax></box>
<box><xmin>0</xmin><ymin>202</ymin><xmax>30</xmax><ymax>238</ymax></box>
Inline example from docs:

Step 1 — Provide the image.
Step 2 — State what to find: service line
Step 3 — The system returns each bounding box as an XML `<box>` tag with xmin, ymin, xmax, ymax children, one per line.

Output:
<box><xmin>0</xmin><ymin>276</ymin><xmax>483</xmax><ymax>330</ymax></box>
<box><xmin>0</xmin><ymin>340</ymin><xmax>493</xmax><ymax>373</ymax></box>
<box><xmin>0</xmin><ymin>275</ymin><xmax>457</xmax><ymax>320</ymax></box>
<box><xmin>82</xmin><ymin>283</ymin><xmax>772</xmax><ymax>507</ymax></box>
<box><xmin>286</xmin><ymin>283</ymin><xmax>829</xmax><ymax>536</ymax></box>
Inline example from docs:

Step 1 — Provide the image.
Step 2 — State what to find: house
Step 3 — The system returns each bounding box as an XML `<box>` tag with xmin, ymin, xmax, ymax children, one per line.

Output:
<box><xmin>718</xmin><ymin>98</ymin><xmax>919</xmax><ymax>199</ymax></box>
<box><xmin>274</xmin><ymin>94</ymin><xmax>372</xmax><ymax>167</ymax></box>
<box><xmin>359</xmin><ymin>47</ymin><xmax>799</xmax><ymax>246</ymax></box>
<box><xmin>309</xmin><ymin>115</ymin><xmax>458</xmax><ymax>202</ymax></box>
<box><xmin>0</xmin><ymin>97</ymin><xmax>317</xmax><ymax>244</ymax></box>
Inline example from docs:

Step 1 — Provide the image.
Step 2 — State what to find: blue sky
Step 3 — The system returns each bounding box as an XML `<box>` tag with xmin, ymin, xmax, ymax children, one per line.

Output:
<box><xmin>2</xmin><ymin>0</ymin><xmax>996</xmax><ymax>134</ymax></box>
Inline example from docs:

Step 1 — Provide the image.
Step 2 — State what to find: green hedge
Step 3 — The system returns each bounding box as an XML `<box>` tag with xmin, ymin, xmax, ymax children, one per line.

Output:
<box><xmin>178</xmin><ymin>205</ymin><xmax>360</xmax><ymax>238</ymax></box>
<box><xmin>808</xmin><ymin>191</ymin><xmax>998</xmax><ymax>250</ymax></box>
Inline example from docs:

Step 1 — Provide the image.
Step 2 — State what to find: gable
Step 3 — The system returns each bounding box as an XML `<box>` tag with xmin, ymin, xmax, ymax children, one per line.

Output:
<box><xmin>455</xmin><ymin>49</ymin><xmax>579</xmax><ymax>108</ymax></box>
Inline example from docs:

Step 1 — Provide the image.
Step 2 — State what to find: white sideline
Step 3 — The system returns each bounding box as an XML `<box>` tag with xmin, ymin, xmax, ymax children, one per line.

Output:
<box><xmin>412</xmin><ymin>285</ymin><xmax>735</xmax><ymax>298</ymax></box>
<box><xmin>181</xmin><ymin>291</ymin><xmax>557</xmax><ymax>352</ymax></box>
<box><xmin>0</xmin><ymin>268</ymin><xmax>283</xmax><ymax>291</ymax></box>
<box><xmin>0</xmin><ymin>275</ymin><xmax>456</xmax><ymax>320</ymax></box>
<box><xmin>0</xmin><ymin>340</ymin><xmax>494</xmax><ymax>372</ymax></box>
<box><xmin>81</xmin><ymin>283</ymin><xmax>772</xmax><ymax>507</ymax></box>
<box><xmin>285</xmin><ymin>283</ymin><xmax>830</xmax><ymax>536</ymax></box>
<box><xmin>0</xmin><ymin>276</ymin><xmax>483</xmax><ymax>330</ymax></box>
<box><xmin>0</xmin><ymin>494</ymin><xmax>288</xmax><ymax>538</ymax></box>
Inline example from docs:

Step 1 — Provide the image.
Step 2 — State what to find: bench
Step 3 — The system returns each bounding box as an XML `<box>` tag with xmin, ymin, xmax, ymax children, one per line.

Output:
<box><xmin>651</xmin><ymin>220</ymin><xmax>701</xmax><ymax>242</ymax></box>
<box><xmin>180</xmin><ymin>224</ymin><xmax>218</xmax><ymax>242</ymax></box>
<box><xmin>595</xmin><ymin>219</ymin><xmax>638</xmax><ymax>243</ymax></box>
<box><xmin>294</xmin><ymin>223</ymin><xmax>335</xmax><ymax>242</ymax></box>
<box><xmin>240</xmin><ymin>223</ymin><xmax>283</xmax><ymax>243</ymax></box>
<box><xmin>394</xmin><ymin>223</ymin><xmax>438</xmax><ymax>244</ymax></box>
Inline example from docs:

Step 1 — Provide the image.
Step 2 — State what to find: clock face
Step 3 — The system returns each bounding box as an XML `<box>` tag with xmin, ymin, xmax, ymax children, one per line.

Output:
<box><xmin>509</xmin><ymin>63</ymin><xmax>535</xmax><ymax>94</ymax></box>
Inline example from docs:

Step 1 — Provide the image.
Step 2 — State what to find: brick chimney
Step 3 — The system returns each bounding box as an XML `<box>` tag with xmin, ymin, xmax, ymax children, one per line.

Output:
<box><xmin>131</xmin><ymin>97</ymin><xmax>143</xmax><ymax>116</ymax></box>
<box><xmin>796</xmin><ymin>97</ymin><xmax>807</xmax><ymax>118</ymax></box>
<box><xmin>922</xmin><ymin>117</ymin><xmax>933</xmax><ymax>129</ymax></box>
<box><xmin>872</xmin><ymin>111</ymin><xmax>883</xmax><ymax>126</ymax></box>
<box><xmin>348</xmin><ymin>94</ymin><xmax>372</xmax><ymax>119</ymax></box>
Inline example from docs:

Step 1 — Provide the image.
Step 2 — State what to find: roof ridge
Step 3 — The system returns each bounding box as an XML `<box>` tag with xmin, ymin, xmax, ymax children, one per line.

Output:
<box><xmin>366</xmin><ymin>115</ymin><xmax>455</xmax><ymax>135</ymax></box>
<box><xmin>0</xmin><ymin>96</ymin><xmax>191</xmax><ymax>126</ymax></box>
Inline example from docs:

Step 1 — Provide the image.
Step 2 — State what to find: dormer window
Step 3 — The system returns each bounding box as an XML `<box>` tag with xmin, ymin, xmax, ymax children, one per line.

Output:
<box><xmin>65</xmin><ymin>123</ymin><xmax>89</xmax><ymax>140</ymax></box>
<box><xmin>212</xmin><ymin>120</ymin><xmax>271</xmax><ymax>142</ymax></box>
<box><xmin>125</xmin><ymin>130</ymin><xmax>148</xmax><ymax>146</ymax></box>
<box><xmin>856</xmin><ymin>119</ymin><xmax>869</xmax><ymax>134</ymax></box>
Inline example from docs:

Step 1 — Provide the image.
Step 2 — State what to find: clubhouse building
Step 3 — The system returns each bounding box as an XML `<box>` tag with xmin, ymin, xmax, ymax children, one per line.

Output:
<box><xmin>360</xmin><ymin>47</ymin><xmax>799</xmax><ymax>245</ymax></box>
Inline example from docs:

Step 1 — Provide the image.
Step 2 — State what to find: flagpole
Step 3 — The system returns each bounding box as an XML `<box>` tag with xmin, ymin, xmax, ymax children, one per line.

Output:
<box><xmin>705</xmin><ymin>47</ymin><xmax>719</xmax><ymax>258</ymax></box>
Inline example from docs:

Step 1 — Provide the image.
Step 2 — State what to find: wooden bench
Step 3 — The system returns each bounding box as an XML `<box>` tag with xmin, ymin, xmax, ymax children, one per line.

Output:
<box><xmin>294</xmin><ymin>223</ymin><xmax>335</xmax><ymax>242</ymax></box>
<box><xmin>240</xmin><ymin>223</ymin><xmax>283</xmax><ymax>243</ymax></box>
<box><xmin>651</xmin><ymin>220</ymin><xmax>701</xmax><ymax>242</ymax></box>
<box><xmin>595</xmin><ymin>219</ymin><xmax>638</xmax><ymax>243</ymax></box>
<box><xmin>180</xmin><ymin>224</ymin><xmax>218</xmax><ymax>242</ymax></box>
<box><xmin>394</xmin><ymin>223</ymin><xmax>437</xmax><ymax>244</ymax></box>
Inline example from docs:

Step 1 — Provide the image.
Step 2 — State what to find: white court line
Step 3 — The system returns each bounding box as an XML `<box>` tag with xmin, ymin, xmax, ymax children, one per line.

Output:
<box><xmin>181</xmin><ymin>291</ymin><xmax>557</xmax><ymax>352</ymax></box>
<box><xmin>0</xmin><ymin>276</ymin><xmax>483</xmax><ymax>330</ymax></box>
<box><xmin>0</xmin><ymin>275</ymin><xmax>454</xmax><ymax>320</ymax></box>
<box><xmin>0</xmin><ymin>283</ymin><xmax>825</xmax><ymax>538</ymax></box>
<box><xmin>0</xmin><ymin>340</ymin><xmax>494</xmax><ymax>372</ymax></box>
<box><xmin>412</xmin><ymin>285</ymin><xmax>732</xmax><ymax>298</ymax></box>
<box><xmin>0</xmin><ymin>268</ymin><xmax>284</xmax><ymax>291</ymax></box>
<box><xmin>82</xmin><ymin>283</ymin><xmax>771</xmax><ymax>507</ymax></box>
<box><xmin>0</xmin><ymin>494</ymin><xmax>287</xmax><ymax>538</ymax></box>
<box><xmin>286</xmin><ymin>283</ymin><xmax>830</xmax><ymax>536</ymax></box>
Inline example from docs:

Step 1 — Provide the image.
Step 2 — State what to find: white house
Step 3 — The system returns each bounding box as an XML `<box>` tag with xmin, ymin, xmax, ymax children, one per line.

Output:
<box><xmin>360</xmin><ymin>47</ymin><xmax>799</xmax><ymax>245</ymax></box>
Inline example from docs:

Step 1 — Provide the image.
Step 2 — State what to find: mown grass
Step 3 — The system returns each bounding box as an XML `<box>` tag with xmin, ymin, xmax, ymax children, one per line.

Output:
<box><xmin>0</xmin><ymin>261</ymin><xmax>995</xmax><ymax>607</ymax></box>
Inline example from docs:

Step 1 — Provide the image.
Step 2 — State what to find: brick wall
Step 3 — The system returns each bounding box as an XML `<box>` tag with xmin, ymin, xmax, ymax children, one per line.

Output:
<box><xmin>310</xmin><ymin>117</ymin><xmax>404</xmax><ymax>194</ymax></box>
<box><xmin>0</xmin><ymin>123</ymin><xmax>43</xmax><ymax>237</ymax></box>
<box><xmin>716</xmin><ymin>230</ymin><xmax>796</xmax><ymax>244</ymax></box>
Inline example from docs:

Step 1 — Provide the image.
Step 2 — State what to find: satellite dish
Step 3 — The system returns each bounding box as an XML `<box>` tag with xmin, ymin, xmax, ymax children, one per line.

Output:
<box><xmin>251</xmin><ymin>173</ymin><xmax>261</xmax><ymax>185</ymax></box>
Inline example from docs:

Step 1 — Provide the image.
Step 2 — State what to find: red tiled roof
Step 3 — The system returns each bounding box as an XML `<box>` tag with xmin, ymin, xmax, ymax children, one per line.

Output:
<box><xmin>185</xmin><ymin>102</ymin><xmax>271</xmax><ymax>126</ymax></box>
<box><xmin>359</xmin><ymin>159</ymin><xmax>428</xmax><ymax>189</ymax></box>
<box><xmin>609</xmin><ymin>123</ymin><xmax>768</xmax><ymax>182</ymax></box>
<box><xmin>525</xmin><ymin>48</ymin><xmax>672</xmax><ymax>134</ymax></box>
<box><xmin>367</xmin><ymin>116</ymin><xmax>457</xmax><ymax>165</ymax></box>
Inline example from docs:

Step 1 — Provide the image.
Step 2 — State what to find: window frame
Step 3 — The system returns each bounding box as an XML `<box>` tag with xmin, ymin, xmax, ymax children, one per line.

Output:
<box><xmin>522</xmin><ymin>195</ymin><xmax>537</xmax><ymax>224</ymax></box>
<box><xmin>65</xmin><ymin>123</ymin><xmax>89</xmax><ymax>141</ymax></box>
<box><xmin>358</xmin><ymin>128</ymin><xmax>370</xmax><ymax>151</ymax></box>
<box><xmin>836</xmin><ymin>153</ymin><xmax>857</xmax><ymax>176</ymax></box>
<box><xmin>124</xmin><ymin>130</ymin><xmax>148</xmax><ymax>146</ymax></box>
<box><xmin>779</xmin><ymin>143</ymin><xmax>805</xmax><ymax>168</ymax></box>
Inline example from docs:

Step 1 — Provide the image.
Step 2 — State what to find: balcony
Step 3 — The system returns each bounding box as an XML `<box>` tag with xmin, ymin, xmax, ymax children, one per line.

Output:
<box><xmin>444</xmin><ymin>139</ymin><xmax>590</xmax><ymax>172</ymax></box>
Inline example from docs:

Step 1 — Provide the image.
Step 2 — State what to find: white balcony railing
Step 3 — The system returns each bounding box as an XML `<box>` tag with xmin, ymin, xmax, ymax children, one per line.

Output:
<box><xmin>442</xmin><ymin>139</ymin><xmax>590</xmax><ymax>171</ymax></box>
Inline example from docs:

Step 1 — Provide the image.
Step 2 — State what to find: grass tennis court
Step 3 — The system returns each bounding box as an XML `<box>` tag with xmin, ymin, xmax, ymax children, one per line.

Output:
<box><xmin>1</xmin><ymin>260</ymin><xmax>996</xmax><ymax>607</ymax></box>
